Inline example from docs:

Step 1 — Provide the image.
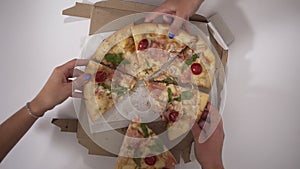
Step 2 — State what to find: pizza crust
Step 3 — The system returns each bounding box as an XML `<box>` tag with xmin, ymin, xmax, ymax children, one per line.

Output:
<box><xmin>92</xmin><ymin>24</ymin><xmax>133</xmax><ymax>62</ymax></box>
<box><xmin>83</xmin><ymin>61</ymin><xmax>103</xmax><ymax>122</ymax></box>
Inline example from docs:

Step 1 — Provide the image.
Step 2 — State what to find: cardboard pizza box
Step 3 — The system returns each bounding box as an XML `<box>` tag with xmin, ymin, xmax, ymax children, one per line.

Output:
<box><xmin>63</xmin><ymin>0</ymin><xmax>232</xmax><ymax>65</ymax></box>
<box><xmin>54</xmin><ymin>0</ymin><xmax>233</xmax><ymax>164</ymax></box>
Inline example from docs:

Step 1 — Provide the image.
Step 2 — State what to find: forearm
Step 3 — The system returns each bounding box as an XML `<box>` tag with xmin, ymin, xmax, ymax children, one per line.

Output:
<box><xmin>198</xmin><ymin>156</ymin><xmax>224</xmax><ymax>169</ymax></box>
<box><xmin>0</xmin><ymin>102</ymin><xmax>44</xmax><ymax>162</ymax></box>
<box><xmin>202</xmin><ymin>163</ymin><xmax>225</xmax><ymax>169</ymax></box>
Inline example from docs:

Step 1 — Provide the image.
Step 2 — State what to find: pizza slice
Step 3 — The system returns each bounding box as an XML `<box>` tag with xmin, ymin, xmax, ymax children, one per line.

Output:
<box><xmin>83</xmin><ymin>61</ymin><xmax>137</xmax><ymax>122</ymax></box>
<box><xmin>116</xmin><ymin>121</ymin><xmax>177</xmax><ymax>169</ymax></box>
<box><xmin>164</xmin><ymin>84</ymin><xmax>209</xmax><ymax>140</ymax></box>
<box><xmin>145</xmin><ymin>81</ymin><xmax>209</xmax><ymax>140</ymax></box>
<box><xmin>131</xmin><ymin>23</ymin><xmax>196</xmax><ymax>79</ymax></box>
<box><xmin>91</xmin><ymin>25</ymin><xmax>142</xmax><ymax>77</ymax></box>
<box><xmin>164</xmin><ymin>36</ymin><xmax>216</xmax><ymax>89</ymax></box>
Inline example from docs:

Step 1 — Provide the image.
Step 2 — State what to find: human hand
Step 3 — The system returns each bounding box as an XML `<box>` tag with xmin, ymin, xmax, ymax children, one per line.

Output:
<box><xmin>29</xmin><ymin>59</ymin><xmax>91</xmax><ymax>116</ymax></box>
<box><xmin>145</xmin><ymin>0</ymin><xmax>204</xmax><ymax>38</ymax></box>
<box><xmin>191</xmin><ymin>103</ymin><xmax>225</xmax><ymax>169</ymax></box>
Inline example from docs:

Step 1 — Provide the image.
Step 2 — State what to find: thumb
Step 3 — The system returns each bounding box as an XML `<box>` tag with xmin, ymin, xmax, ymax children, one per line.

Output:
<box><xmin>168</xmin><ymin>13</ymin><xmax>186</xmax><ymax>39</ymax></box>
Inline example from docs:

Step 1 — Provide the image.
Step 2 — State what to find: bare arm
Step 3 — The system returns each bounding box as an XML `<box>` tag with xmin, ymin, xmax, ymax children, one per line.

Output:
<box><xmin>0</xmin><ymin>59</ymin><xmax>90</xmax><ymax>162</ymax></box>
<box><xmin>192</xmin><ymin>103</ymin><xmax>225</xmax><ymax>169</ymax></box>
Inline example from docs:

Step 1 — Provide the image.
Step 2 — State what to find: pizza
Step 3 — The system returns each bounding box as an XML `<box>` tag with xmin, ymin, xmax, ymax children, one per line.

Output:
<box><xmin>83</xmin><ymin>22</ymin><xmax>217</xmax><ymax>166</ymax></box>
<box><xmin>116</xmin><ymin>120</ymin><xmax>177</xmax><ymax>169</ymax></box>
<box><xmin>145</xmin><ymin>81</ymin><xmax>209</xmax><ymax>140</ymax></box>
<box><xmin>165</xmin><ymin>46</ymin><xmax>215</xmax><ymax>89</ymax></box>
<box><xmin>131</xmin><ymin>23</ymin><xmax>196</xmax><ymax>79</ymax></box>
<box><xmin>84</xmin><ymin>61</ymin><xmax>137</xmax><ymax>122</ymax></box>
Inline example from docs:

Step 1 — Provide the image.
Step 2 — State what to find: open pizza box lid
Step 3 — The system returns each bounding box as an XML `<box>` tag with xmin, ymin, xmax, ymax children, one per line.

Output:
<box><xmin>52</xmin><ymin>0</ymin><xmax>234</xmax><ymax>164</ymax></box>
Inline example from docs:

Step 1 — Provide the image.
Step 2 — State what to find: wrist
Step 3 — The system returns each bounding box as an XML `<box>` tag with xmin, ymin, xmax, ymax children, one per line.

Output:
<box><xmin>29</xmin><ymin>98</ymin><xmax>47</xmax><ymax>117</ymax></box>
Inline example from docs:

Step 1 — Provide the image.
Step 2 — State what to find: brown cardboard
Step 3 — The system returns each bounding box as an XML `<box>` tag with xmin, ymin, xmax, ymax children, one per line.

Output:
<box><xmin>63</xmin><ymin>1</ymin><xmax>208</xmax><ymax>35</ymax></box>
<box><xmin>59</xmin><ymin>0</ymin><xmax>230</xmax><ymax>164</ymax></box>
<box><xmin>52</xmin><ymin>119</ymin><xmax>193</xmax><ymax>163</ymax></box>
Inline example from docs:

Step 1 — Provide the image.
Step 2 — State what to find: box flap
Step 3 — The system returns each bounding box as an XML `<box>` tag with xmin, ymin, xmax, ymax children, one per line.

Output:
<box><xmin>62</xmin><ymin>2</ymin><xmax>93</xmax><ymax>18</ymax></box>
<box><xmin>89</xmin><ymin>6</ymin><xmax>137</xmax><ymax>34</ymax></box>
<box><xmin>94</xmin><ymin>0</ymin><xmax>156</xmax><ymax>12</ymax></box>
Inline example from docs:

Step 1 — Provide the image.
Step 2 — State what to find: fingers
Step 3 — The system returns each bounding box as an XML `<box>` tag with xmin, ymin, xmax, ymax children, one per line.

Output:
<box><xmin>75</xmin><ymin>59</ymin><xmax>89</xmax><ymax>66</ymax></box>
<box><xmin>168</xmin><ymin>9</ymin><xmax>188</xmax><ymax>39</ymax></box>
<box><xmin>72</xmin><ymin>73</ymin><xmax>91</xmax><ymax>90</ymax></box>
<box><xmin>71</xmin><ymin>73</ymin><xmax>91</xmax><ymax>98</ymax></box>
<box><xmin>144</xmin><ymin>5</ymin><xmax>170</xmax><ymax>22</ymax></box>
<box><xmin>66</xmin><ymin>68</ymin><xmax>83</xmax><ymax>79</ymax></box>
<box><xmin>59</xmin><ymin>59</ymin><xmax>89</xmax><ymax>71</ymax></box>
<box><xmin>72</xmin><ymin>92</ymin><xmax>84</xmax><ymax>98</ymax></box>
<box><xmin>144</xmin><ymin>12</ymin><xmax>162</xmax><ymax>23</ymax></box>
<box><xmin>62</xmin><ymin>59</ymin><xmax>89</xmax><ymax>78</ymax></box>
<box><xmin>191</xmin><ymin>103</ymin><xmax>223</xmax><ymax>144</ymax></box>
<box><xmin>168</xmin><ymin>17</ymin><xmax>184</xmax><ymax>39</ymax></box>
<box><xmin>199</xmin><ymin>105</ymin><xmax>222</xmax><ymax>143</ymax></box>
<box><xmin>72</xmin><ymin>68</ymin><xmax>84</xmax><ymax>77</ymax></box>
<box><xmin>62</xmin><ymin>72</ymin><xmax>90</xmax><ymax>99</ymax></box>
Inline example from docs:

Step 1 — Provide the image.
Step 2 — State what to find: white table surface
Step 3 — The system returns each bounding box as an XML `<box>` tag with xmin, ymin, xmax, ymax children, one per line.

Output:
<box><xmin>1</xmin><ymin>0</ymin><xmax>300</xmax><ymax>169</ymax></box>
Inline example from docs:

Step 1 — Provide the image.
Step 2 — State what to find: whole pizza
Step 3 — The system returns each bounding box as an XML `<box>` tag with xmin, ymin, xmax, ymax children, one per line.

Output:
<box><xmin>83</xmin><ymin>23</ymin><xmax>216</xmax><ymax>168</ymax></box>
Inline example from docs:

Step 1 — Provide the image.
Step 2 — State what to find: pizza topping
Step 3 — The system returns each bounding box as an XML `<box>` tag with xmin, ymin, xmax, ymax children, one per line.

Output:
<box><xmin>138</xmin><ymin>39</ymin><xmax>149</xmax><ymax>50</ymax></box>
<box><xmin>169</xmin><ymin>110</ymin><xmax>179</xmax><ymax>122</ymax></box>
<box><xmin>167</xmin><ymin>88</ymin><xmax>172</xmax><ymax>103</ymax></box>
<box><xmin>182</xmin><ymin>54</ymin><xmax>200</xmax><ymax>71</ymax></box>
<box><xmin>140</xmin><ymin>123</ymin><xmax>150</xmax><ymax>137</ymax></box>
<box><xmin>98</xmin><ymin>82</ymin><xmax>111</xmax><ymax>91</ymax></box>
<box><xmin>104</xmin><ymin>53</ymin><xmax>130</xmax><ymax>66</ymax></box>
<box><xmin>191</xmin><ymin>63</ymin><xmax>203</xmax><ymax>75</ymax></box>
<box><xmin>156</xmin><ymin>77</ymin><xmax>176</xmax><ymax>84</ymax></box>
<box><xmin>144</xmin><ymin>155</ymin><xmax>157</xmax><ymax>166</ymax></box>
<box><xmin>168</xmin><ymin>88</ymin><xmax>194</xmax><ymax>103</ymax></box>
<box><xmin>111</xmin><ymin>85</ymin><xmax>128</xmax><ymax>97</ymax></box>
<box><xmin>95</xmin><ymin>71</ymin><xmax>108</xmax><ymax>83</ymax></box>
<box><xmin>173</xmin><ymin>91</ymin><xmax>194</xmax><ymax>102</ymax></box>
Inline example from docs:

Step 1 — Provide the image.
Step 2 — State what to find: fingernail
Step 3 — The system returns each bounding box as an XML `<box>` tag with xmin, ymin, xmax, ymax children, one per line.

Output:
<box><xmin>168</xmin><ymin>33</ymin><xmax>175</xmax><ymax>39</ymax></box>
<box><xmin>84</xmin><ymin>74</ymin><xmax>91</xmax><ymax>81</ymax></box>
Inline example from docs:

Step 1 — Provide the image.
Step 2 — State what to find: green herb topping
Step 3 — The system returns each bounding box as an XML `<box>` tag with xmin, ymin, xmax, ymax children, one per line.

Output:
<box><xmin>140</xmin><ymin>123</ymin><xmax>150</xmax><ymax>137</ymax></box>
<box><xmin>98</xmin><ymin>83</ymin><xmax>111</xmax><ymax>91</ymax></box>
<box><xmin>104</xmin><ymin>53</ymin><xmax>130</xmax><ymax>66</ymax></box>
<box><xmin>111</xmin><ymin>82</ymin><xmax>128</xmax><ymax>96</ymax></box>
<box><xmin>182</xmin><ymin>54</ymin><xmax>200</xmax><ymax>71</ymax></box>
<box><xmin>167</xmin><ymin>88</ymin><xmax>173</xmax><ymax>103</ymax></box>
<box><xmin>159</xmin><ymin>77</ymin><xmax>175</xmax><ymax>83</ymax></box>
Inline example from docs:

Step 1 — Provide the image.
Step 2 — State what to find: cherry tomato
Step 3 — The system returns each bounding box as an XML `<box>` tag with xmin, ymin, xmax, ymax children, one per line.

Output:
<box><xmin>169</xmin><ymin>110</ymin><xmax>179</xmax><ymax>122</ymax></box>
<box><xmin>190</xmin><ymin>63</ymin><xmax>202</xmax><ymax>75</ymax></box>
<box><xmin>144</xmin><ymin>156</ymin><xmax>157</xmax><ymax>166</ymax></box>
<box><xmin>95</xmin><ymin>71</ymin><xmax>108</xmax><ymax>83</ymax></box>
<box><xmin>138</xmin><ymin>39</ymin><xmax>149</xmax><ymax>50</ymax></box>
